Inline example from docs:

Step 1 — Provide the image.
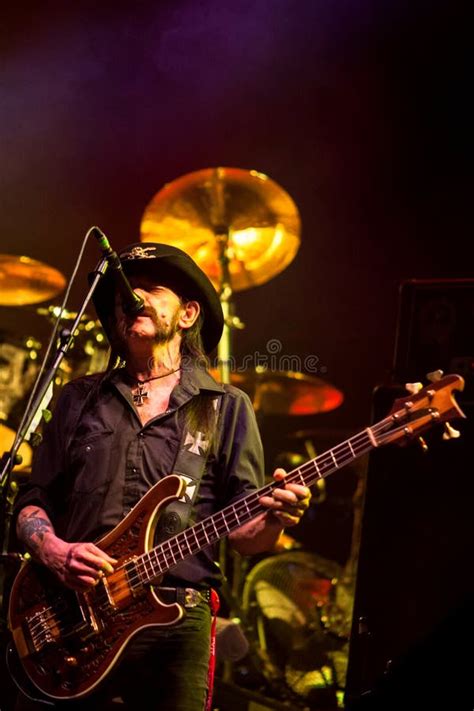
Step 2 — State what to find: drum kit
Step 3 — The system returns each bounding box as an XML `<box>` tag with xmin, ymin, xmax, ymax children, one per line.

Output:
<box><xmin>0</xmin><ymin>167</ymin><xmax>351</xmax><ymax>705</ymax></box>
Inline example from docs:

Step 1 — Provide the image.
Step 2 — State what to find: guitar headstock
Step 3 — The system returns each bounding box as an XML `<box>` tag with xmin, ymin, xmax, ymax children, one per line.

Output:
<box><xmin>376</xmin><ymin>372</ymin><xmax>466</xmax><ymax>448</ymax></box>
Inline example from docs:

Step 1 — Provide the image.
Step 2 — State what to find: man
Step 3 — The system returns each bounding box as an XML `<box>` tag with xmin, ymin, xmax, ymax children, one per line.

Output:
<box><xmin>13</xmin><ymin>243</ymin><xmax>311</xmax><ymax>710</ymax></box>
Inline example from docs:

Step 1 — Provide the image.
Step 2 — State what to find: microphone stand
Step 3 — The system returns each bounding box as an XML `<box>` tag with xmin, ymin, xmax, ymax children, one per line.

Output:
<box><xmin>0</xmin><ymin>256</ymin><xmax>108</xmax><ymax>624</ymax></box>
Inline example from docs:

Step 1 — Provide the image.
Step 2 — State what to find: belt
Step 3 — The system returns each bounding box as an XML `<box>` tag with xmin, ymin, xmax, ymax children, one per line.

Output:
<box><xmin>156</xmin><ymin>586</ymin><xmax>211</xmax><ymax>608</ymax></box>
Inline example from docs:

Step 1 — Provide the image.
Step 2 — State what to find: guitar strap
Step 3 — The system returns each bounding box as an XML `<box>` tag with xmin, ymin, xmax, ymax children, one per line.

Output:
<box><xmin>154</xmin><ymin>394</ymin><xmax>223</xmax><ymax>711</ymax></box>
<box><xmin>154</xmin><ymin>395</ymin><xmax>222</xmax><ymax>543</ymax></box>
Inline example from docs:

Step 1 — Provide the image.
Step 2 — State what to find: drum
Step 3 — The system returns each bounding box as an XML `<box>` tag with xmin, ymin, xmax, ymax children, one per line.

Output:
<box><xmin>241</xmin><ymin>551</ymin><xmax>352</xmax><ymax>705</ymax></box>
<box><xmin>59</xmin><ymin>318</ymin><xmax>110</xmax><ymax>384</ymax></box>
<box><xmin>0</xmin><ymin>334</ymin><xmax>41</xmax><ymax>425</ymax></box>
<box><xmin>36</xmin><ymin>308</ymin><xmax>110</xmax><ymax>385</ymax></box>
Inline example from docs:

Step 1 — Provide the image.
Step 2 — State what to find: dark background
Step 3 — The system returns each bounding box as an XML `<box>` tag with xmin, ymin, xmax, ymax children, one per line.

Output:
<box><xmin>0</xmin><ymin>2</ymin><xmax>472</xmax><ymax>706</ymax></box>
<box><xmin>1</xmin><ymin>0</ymin><xmax>471</xmax><ymax>428</ymax></box>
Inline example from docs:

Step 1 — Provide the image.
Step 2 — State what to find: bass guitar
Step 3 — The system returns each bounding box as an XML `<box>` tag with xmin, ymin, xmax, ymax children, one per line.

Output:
<box><xmin>8</xmin><ymin>373</ymin><xmax>465</xmax><ymax>699</ymax></box>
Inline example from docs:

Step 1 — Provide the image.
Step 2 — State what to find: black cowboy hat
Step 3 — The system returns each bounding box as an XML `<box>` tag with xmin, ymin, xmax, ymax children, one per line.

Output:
<box><xmin>90</xmin><ymin>242</ymin><xmax>223</xmax><ymax>354</ymax></box>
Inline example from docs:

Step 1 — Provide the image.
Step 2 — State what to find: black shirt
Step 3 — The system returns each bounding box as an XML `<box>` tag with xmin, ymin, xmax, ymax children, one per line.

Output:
<box><xmin>14</xmin><ymin>365</ymin><xmax>265</xmax><ymax>588</ymax></box>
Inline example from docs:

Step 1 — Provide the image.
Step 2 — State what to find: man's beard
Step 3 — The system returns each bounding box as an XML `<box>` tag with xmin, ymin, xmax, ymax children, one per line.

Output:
<box><xmin>150</xmin><ymin>306</ymin><xmax>182</xmax><ymax>345</ymax></box>
<box><xmin>115</xmin><ymin>304</ymin><xmax>182</xmax><ymax>351</ymax></box>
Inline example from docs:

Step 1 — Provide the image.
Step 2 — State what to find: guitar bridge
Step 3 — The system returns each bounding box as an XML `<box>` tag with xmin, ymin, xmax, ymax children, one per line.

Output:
<box><xmin>20</xmin><ymin>591</ymin><xmax>102</xmax><ymax>656</ymax></box>
<box><xmin>21</xmin><ymin>605</ymin><xmax>61</xmax><ymax>655</ymax></box>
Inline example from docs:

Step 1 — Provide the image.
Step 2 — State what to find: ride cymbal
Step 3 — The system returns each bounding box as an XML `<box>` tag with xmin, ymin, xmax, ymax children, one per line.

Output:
<box><xmin>0</xmin><ymin>255</ymin><xmax>66</xmax><ymax>305</ymax></box>
<box><xmin>140</xmin><ymin>167</ymin><xmax>301</xmax><ymax>292</ymax></box>
<box><xmin>210</xmin><ymin>368</ymin><xmax>343</xmax><ymax>416</ymax></box>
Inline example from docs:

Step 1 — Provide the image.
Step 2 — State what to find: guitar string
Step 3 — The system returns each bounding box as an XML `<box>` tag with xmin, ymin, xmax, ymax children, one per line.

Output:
<box><xmin>28</xmin><ymin>410</ymin><xmax>424</xmax><ymax>639</ymax></box>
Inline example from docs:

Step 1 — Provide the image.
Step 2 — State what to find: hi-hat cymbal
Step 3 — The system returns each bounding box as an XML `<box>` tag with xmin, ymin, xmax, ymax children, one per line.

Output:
<box><xmin>210</xmin><ymin>368</ymin><xmax>343</xmax><ymax>416</ymax></box>
<box><xmin>140</xmin><ymin>167</ymin><xmax>301</xmax><ymax>292</ymax></box>
<box><xmin>0</xmin><ymin>255</ymin><xmax>66</xmax><ymax>305</ymax></box>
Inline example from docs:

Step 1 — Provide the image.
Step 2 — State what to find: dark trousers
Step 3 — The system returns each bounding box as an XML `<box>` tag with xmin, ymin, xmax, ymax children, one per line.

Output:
<box><xmin>14</xmin><ymin>600</ymin><xmax>212</xmax><ymax>711</ymax></box>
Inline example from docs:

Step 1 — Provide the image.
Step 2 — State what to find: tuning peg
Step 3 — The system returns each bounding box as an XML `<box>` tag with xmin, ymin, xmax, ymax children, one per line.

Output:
<box><xmin>418</xmin><ymin>436</ymin><xmax>429</xmax><ymax>453</ymax></box>
<box><xmin>405</xmin><ymin>382</ymin><xmax>423</xmax><ymax>395</ymax></box>
<box><xmin>443</xmin><ymin>422</ymin><xmax>461</xmax><ymax>440</ymax></box>
<box><xmin>426</xmin><ymin>369</ymin><xmax>444</xmax><ymax>383</ymax></box>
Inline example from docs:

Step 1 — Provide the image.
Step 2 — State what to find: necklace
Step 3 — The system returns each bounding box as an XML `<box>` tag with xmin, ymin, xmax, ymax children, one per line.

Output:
<box><xmin>130</xmin><ymin>367</ymin><xmax>181</xmax><ymax>406</ymax></box>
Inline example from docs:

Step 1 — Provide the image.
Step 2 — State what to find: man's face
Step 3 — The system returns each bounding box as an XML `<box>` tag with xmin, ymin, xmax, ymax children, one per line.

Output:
<box><xmin>113</xmin><ymin>275</ymin><xmax>184</xmax><ymax>348</ymax></box>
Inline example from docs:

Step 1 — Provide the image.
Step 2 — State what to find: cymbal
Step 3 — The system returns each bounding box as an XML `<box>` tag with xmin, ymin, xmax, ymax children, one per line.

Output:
<box><xmin>140</xmin><ymin>167</ymin><xmax>301</xmax><ymax>291</ymax></box>
<box><xmin>0</xmin><ymin>255</ymin><xmax>66</xmax><ymax>305</ymax></box>
<box><xmin>210</xmin><ymin>368</ymin><xmax>343</xmax><ymax>415</ymax></box>
<box><xmin>0</xmin><ymin>423</ymin><xmax>32</xmax><ymax>471</ymax></box>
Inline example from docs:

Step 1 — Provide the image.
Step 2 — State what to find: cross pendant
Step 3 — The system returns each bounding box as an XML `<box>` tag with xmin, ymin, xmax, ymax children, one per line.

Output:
<box><xmin>133</xmin><ymin>383</ymin><xmax>148</xmax><ymax>406</ymax></box>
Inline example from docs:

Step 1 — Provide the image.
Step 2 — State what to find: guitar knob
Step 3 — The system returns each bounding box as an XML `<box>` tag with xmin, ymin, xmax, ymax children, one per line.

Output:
<box><xmin>443</xmin><ymin>422</ymin><xmax>461</xmax><ymax>440</ymax></box>
<box><xmin>64</xmin><ymin>656</ymin><xmax>78</xmax><ymax>667</ymax></box>
<box><xmin>418</xmin><ymin>436</ymin><xmax>429</xmax><ymax>452</ymax></box>
<box><xmin>426</xmin><ymin>369</ymin><xmax>444</xmax><ymax>383</ymax></box>
<box><xmin>405</xmin><ymin>382</ymin><xmax>423</xmax><ymax>395</ymax></box>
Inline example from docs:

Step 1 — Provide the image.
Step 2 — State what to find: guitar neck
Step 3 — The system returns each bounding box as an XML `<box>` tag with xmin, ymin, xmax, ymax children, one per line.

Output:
<box><xmin>137</xmin><ymin>421</ymin><xmax>388</xmax><ymax>585</ymax></box>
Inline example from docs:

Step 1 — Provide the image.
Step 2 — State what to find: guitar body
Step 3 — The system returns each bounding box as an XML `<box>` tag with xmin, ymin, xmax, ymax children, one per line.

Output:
<box><xmin>8</xmin><ymin>474</ymin><xmax>187</xmax><ymax>700</ymax></box>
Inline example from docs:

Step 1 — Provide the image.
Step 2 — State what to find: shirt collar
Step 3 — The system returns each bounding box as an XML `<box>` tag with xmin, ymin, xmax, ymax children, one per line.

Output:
<box><xmin>179</xmin><ymin>364</ymin><xmax>225</xmax><ymax>396</ymax></box>
<box><xmin>108</xmin><ymin>362</ymin><xmax>224</xmax><ymax>414</ymax></box>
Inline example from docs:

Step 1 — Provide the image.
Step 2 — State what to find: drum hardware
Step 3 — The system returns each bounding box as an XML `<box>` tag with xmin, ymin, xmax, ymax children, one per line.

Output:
<box><xmin>240</xmin><ymin>551</ymin><xmax>351</xmax><ymax>705</ymax></box>
<box><xmin>37</xmin><ymin>305</ymin><xmax>109</xmax><ymax>383</ymax></box>
<box><xmin>0</xmin><ymin>335</ymin><xmax>42</xmax><ymax>425</ymax></box>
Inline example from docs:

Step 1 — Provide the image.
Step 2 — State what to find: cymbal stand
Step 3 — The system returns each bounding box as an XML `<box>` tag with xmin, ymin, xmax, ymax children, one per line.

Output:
<box><xmin>213</xmin><ymin>225</ymin><xmax>249</xmax><ymax>682</ymax></box>
<box><xmin>216</xmin><ymin>231</ymin><xmax>233</xmax><ymax>386</ymax></box>
<box><xmin>215</xmin><ymin>228</ymin><xmax>234</xmax><ymax>579</ymax></box>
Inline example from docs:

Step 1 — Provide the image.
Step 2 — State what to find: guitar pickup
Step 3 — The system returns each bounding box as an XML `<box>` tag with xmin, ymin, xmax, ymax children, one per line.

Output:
<box><xmin>75</xmin><ymin>591</ymin><xmax>102</xmax><ymax>640</ymax></box>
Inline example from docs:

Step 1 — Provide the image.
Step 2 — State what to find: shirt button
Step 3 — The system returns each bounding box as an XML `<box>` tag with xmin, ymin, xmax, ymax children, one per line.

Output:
<box><xmin>138</xmin><ymin>432</ymin><xmax>144</xmax><ymax>438</ymax></box>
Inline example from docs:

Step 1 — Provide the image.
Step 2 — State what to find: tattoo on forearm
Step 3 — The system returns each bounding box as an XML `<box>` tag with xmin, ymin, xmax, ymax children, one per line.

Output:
<box><xmin>18</xmin><ymin>508</ymin><xmax>53</xmax><ymax>554</ymax></box>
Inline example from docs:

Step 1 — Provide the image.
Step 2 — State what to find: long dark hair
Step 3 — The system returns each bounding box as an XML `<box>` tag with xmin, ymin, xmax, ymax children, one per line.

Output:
<box><xmin>177</xmin><ymin>312</ymin><xmax>218</xmax><ymax>442</ymax></box>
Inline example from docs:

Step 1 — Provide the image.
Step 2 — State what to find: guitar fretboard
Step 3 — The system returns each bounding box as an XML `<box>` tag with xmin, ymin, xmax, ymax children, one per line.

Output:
<box><xmin>133</xmin><ymin>424</ymin><xmax>383</xmax><ymax>586</ymax></box>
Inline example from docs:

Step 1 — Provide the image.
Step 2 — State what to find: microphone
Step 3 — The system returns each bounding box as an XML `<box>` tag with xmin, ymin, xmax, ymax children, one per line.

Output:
<box><xmin>92</xmin><ymin>227</ymin><xmax>145</xmax><ymax>317</ymax></box>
